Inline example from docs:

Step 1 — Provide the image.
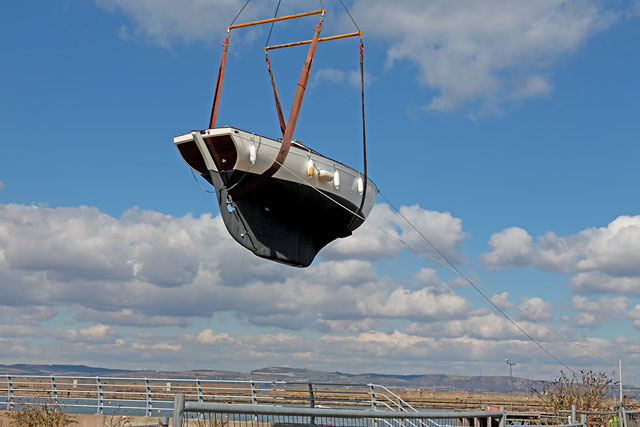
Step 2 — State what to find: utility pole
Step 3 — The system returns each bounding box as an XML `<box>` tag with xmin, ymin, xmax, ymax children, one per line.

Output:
<box><xmin>505</xmin><ymin>359</ymin><xmax>517</xmax><ymax>411</ymax></box>
<box><xmin>619</xmin><ymin>358</ymin><xmax>623</xmax><ymax>407</ymax></box>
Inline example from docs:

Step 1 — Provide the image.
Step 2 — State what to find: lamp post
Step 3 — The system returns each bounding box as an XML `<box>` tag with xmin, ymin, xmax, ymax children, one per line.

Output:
<box><xmin>505</xmin><ymin>359</ymin><xmax>517</xmax><ymax>411</ymax></box>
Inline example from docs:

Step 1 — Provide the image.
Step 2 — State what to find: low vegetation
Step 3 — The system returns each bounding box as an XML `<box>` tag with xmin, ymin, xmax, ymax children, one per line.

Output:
<box><xmin>3</xmin><ymin>400</ymin><xmax>72</xmax><ymax>426</ymax></box>
<box><xmin>532</xmin><ymin>370</ymin><xmax>614</xmax><ymax>427</ymax></box>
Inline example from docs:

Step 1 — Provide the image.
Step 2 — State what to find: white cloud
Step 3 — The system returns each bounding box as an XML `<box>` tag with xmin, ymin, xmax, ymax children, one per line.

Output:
<box><xmin>483</xmin><ymin>227</ymin><xmax>533</xmax><ymax>270</ymax></box>
<box><xmin>407</xmin><ymin>312</ymin><xmax>556</xmax><ymax>342</ymax></box>
<box><xmin>629</xmin><ymin>305</ymin><xmax>640</xmax><ymax>330</ymax></box>
<box><xmin>313</xmin><ymin>67</ymin><xmax>376</xmax><ymax>89</ymax></box>
<box><xmin>565</xmin><ymin>295</ymin><xmax>630</xmax><ymax>328</ymax></box>
<box><xmin>130</xmin><ymin>341</ymin><xmax>182</xmax><ymax>352</ymax></box>
<box><xmin>0</xmin><ymin>304</ymin><xmax>57</xmax><ymax>325</ymax></box>
<box><xmin>194</xmin><ymin>329</ymin><xmax>234</xmax><ymax>345</ymax></box>
<box><xmin>53</xmin><ymin>324</ymin><xmax>118</xmax><ymax>344</ymax></box>
<box><xmin>4</xmin><ymin>201</ymin><xmax>636</xmax><ymax>375</ymax></box>
<box><xmin>482</xmin><ymin>215</ymin><xmax>640</xmax><ymax>296</ymax></box>
<box><xmin>413</xmin><ymin>267</ymin><xmax>441</xmax><ymax>287</ymax></box>
<box><xmin>96</xmin><ymin>0</ymin><xmax>269</xmax><ymax>47</ymax></box>
<box><xmin>349</xmin><ymin>0</ymin><xmax>616</xmax><ymax>114</ymax></box>
<box><xmin>0</xmin><ymin>202</ymin><xmax>468</xmax><ymax>331</ymax></box>
<box><xmin>518</xmin><ymin>297</ymin><xmax>554</xmax><ymax>322</ymax></box>
<box><xmin>95</xmin><ymin>1</ymin><xmax>621</xmax><ymax>114</ymax></box>
<box><xmin>358</xmin><ymin>286</ymin><xmax>470</xmax><ymax>320</ymax></box>
<box><xmin>325</xmin><ymin>204</ymin><xmax>466</xmax><ymax>263</ymax></box>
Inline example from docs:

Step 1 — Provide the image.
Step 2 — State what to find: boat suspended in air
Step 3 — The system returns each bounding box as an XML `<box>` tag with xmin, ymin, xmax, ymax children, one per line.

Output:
<box><xmin>174</xmin><ymin>5</ymin><xmax>377</xmax><ymax>267</ymax></box>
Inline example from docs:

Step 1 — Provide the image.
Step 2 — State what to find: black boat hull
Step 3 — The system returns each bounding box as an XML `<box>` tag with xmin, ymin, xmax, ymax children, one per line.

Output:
<box><xmin>211</xmin><ymin>169</ymin><xmax>362</xmax><ymax>267</ymax></box>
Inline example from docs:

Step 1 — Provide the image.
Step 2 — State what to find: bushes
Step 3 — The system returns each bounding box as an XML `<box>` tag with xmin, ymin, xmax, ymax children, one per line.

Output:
<box><xmin>532</xmin><ymin>370</ymin><xmax>613</xmax><ymax>427</ymax></box>
<box><xmin>4</xmin><ymin>401</ymin><xmax>71</xmax><ymax>427</ymax></box>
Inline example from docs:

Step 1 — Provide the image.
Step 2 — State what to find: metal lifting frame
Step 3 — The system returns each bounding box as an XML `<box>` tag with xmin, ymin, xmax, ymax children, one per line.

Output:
<box><xmin>208</xmin><ymin>9</ymin><xmax>325</xmax><ymax>129</ymax></box>
<box><xmin>208</xmin><ymin>8</ymin><xmax>364</xmax><ymax>200</ymax></box>
<box><xmin>229</xmin><ymin>10</ymin><xmax>325</xmax><ymax>199</ymax></box>
<box><xmin>208</xmin><ymin>9</ymin><xmax>361</xmax><ymax>133</ymax></box>
<box><xmin>265</xmin><ymin>31</ymin><xmax>362</xmax><ymax>51</ymax></box>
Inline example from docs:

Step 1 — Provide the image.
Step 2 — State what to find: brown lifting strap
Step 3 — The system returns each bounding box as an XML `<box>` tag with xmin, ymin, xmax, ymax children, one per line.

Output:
<box><xmin>266</xmin><ymin>54</ymin><xmax>286</xmax><ymax>135</ymax></box>
<box><xmin>229</xmin><ymin>15</ymin><xmax>324</xmax><ymax>200</ymax></box>
<box><xmin>208</xmin><ymin>9</ymin><xmax>325</xmax><ymax>130</ymax></box>
<box><xmin>209</xmin><ymin>32</ymin><xmax>229</xmax><ymax>129</ymax></box>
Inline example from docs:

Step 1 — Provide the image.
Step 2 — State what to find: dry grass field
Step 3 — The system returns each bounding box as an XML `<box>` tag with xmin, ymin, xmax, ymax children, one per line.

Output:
<box><xmin>396</xmin><ymin>389</ymin><xmax>545</xmax><ymax>411</ymax></box>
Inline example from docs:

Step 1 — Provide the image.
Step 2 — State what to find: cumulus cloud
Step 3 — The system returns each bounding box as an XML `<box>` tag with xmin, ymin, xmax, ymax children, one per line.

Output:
<box><xmin>518</xmin><ymin>296</ymin><xmax>554</xmax><ymax>322</ymax></box>
<box><xmin>325</xmin><ymin>203</ymin><xmax>466</xmax><ymax>263</ymax></box>
<box><xmin>348</xmin><ymin>0</ymin><xmax>617</xmax><ymax>114</ymax></box>
<box><xmin>629</xmin><ymin>305</ymin><xmax>640</xmax><ymax>330</ymax></box>
<box><xmin>53</xmin><ymin>324</ymin><xmax>119</xmax><ymax>344</ymax></box>
<box><xmin>3</xmin><ymin>201</ymin><xmax>635</xmax><ymax>375</ymax></box>
<box><xmin>563</xmin><ymin>295</ymin><xmax>630</xmax><ymax>328</ymax></box>
<box><xmin>0</xmin><ymin>202</ymin><xmax>468</xmax><ymax>332</ymax></box>
<box><xmin>313</xmin><ymin>67</ymin><xmax>376</xmax><ymax>89</ymax></box>
<box><xmin>482</xmin><ymin>215</ymin><xmax>640</xmax><ymax>296</ymax></box>
<box><xmin>483</xmin><ymin>227</ymin><xmax>534</xmax><ymax>269</ymax></box>
<box><xmin>193</xmin><ymin>329</ymin><xmax>234</xmax><ymax>345</ymax></box>
<box><xmin>358</xmin><ymin>286</ymin><xmax>470</xmax><ymax>320</ymax></box>
<box><xmin>96</xmin><ymin>0</ymin><xmax>270</xmax><ymax>47</ymax></box>
<box><xmin>407</xmin><ymin>312</ymin><xmax>556</xmax><ymax>342</ymax></box>
<box><xmin>96</xmin><ymin>1</ymin><xmax>622</xmax><ymax>114</ymax></box>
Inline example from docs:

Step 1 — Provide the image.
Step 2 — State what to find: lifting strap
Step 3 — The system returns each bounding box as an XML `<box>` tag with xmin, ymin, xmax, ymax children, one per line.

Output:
<box><xmin>229</xmin><ymin>15</ymin><xmax>324</xmax><ymax>200</ymax></box>
<box><xmin>209</xmin><ymin>32</ymin><xmax>229</xmax><ymax>129</ymax></box>
<box><xmin>266</xmin><ymin>54</ymin><xmax>286</xmax><ymax>135</ymax></box>
<box><xmin>346</xmin><ymin>38</ymin><xmax>368</xmax><ymax>233</ymax></box>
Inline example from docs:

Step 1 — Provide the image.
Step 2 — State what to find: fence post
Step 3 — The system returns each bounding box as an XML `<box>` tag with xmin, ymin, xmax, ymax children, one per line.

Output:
<box><xmin>309</xmin><ymin>383</ymin><xmax>316</xmax><ymax>425</ymax></box>
<box><xmin>195</xmin><ymin>379</ymin><xmax>203</xmax><ymax>403</ymax></box>
<box><xmin>581</xmin><ymin>414</ymin><xmax>587</xmax><ymax>425</ymax></box>
<box><xmin>51</xmin><ymin>376</ymin><xmax>57</xmax><ymax>401</ymax></box>
<box><xmin>145</xmin><ymin>378</ymin><xmax>152</xmax><ymax>417</ymax></box>
<box><xmin>251</xmin><ymin>381</ymin><xmax>257</xmax><ymax>405</ymax></box>
<box><xmin>499</xmin><ymin>406</ymin><xmax>505</xmax><ymax>427</ymax></box>
<box><xmin>621</xmin><ymin>407</ymin><xmax>628</xmax><ymax>427</ymax></box>
<box><xmin>571</xmin><ymin>404</ymin><xmax>577</xmax><ymax>424</ymax></box>
<box><xmin>369</xmin><ymin>384</ymin><xmax>378</xmax><ymax>427</ymax></box>
<box><xmin>173</xmin><ymin>394</ymin><xmax>185</xmax><ymax>427</ymax></box>
<box><xmin>97</xmin><ymin>377</ymin><xmax>103</xmax><ymax>414</ymax></box>
<box><xmin>7</xmin><ymin>376</ymin><xmax>13</xmax><ymax>410</ymax></box>
<box><xmin>369</xmin><ymin>384</ymin><xmax>377</xmax><ymax>410</ymax></box>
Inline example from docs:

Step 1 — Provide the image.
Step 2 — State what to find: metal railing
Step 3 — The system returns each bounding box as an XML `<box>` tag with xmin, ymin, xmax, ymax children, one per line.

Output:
<box><xmin>0</xmin><ymin>375</ymin><xmax>423</xmax><ymax>417</ymax></box>
<box><xmin>172</xmin><ymin>394</ymin><xmax>508</xmax><ymax>427</ymax></box>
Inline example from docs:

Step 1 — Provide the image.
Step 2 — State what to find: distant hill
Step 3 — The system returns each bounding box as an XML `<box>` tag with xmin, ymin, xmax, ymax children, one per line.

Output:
<box><xmin>248</xmin><ymin>367</ymin><xmax>548</xmax><ymax>393</ymax></box>
<box><xmin>0</xmin><ymin>364</ymin><xmax>548</xmax><ymax>393</ymax></box>
<box><xmin>0</xmin><ymin>364</ymin><xmax>124</xmax><ymax>376</ymax></box>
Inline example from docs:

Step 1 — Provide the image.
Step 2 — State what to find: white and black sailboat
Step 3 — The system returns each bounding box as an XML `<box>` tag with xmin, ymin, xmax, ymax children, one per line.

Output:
<box><xmin>174</xmin><ymin>5</ymin><xmax>376</xmax><ymax>267</ymax></box>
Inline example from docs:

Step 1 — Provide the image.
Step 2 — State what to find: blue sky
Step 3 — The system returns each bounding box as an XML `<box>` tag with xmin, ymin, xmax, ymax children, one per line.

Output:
<box><xmin>1</xmin><ymin>0</ymin><xmax>640</xmax><ymax>385</ymax></box>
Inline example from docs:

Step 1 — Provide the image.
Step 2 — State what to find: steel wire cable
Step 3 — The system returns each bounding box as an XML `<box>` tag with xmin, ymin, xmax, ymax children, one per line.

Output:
<box><xmin>265</xmin><ymin>0</ymin><xmax>282</xmax><ymax>47</ymax></box>
<box><xmin>338</xmin><ymin>0</ymin><xmax>361</xmax><ymax>33</ymax></box>
<box><xmin>229</xmin><ymin>0</ymin><xmax>251</xmax><ymax>27</ymax></box>
<box><xmin>376</xmin><ymin>190</ymin><xmax>640</xmax><ymax>382</ymax></box>
<box><xmin>260</xmin><ymin>149</ymin><xmax>640</xmax><ymax>380</ymax></box>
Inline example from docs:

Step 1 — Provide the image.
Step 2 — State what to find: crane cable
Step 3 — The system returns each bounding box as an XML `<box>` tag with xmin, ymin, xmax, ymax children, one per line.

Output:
<box><xmin>266</xmin><ymin>149</ymin><xmax>640</xmax><ymax>381</ymax></box>
<box><xmin>377</xmin><ymin>190</ymin><xmax>640</xmax><ymax>382</ymax></box>
<box><xmin>229</xmin><ymin>0</ymin><xmax>251</xmax><ymax>27</ymax></box>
